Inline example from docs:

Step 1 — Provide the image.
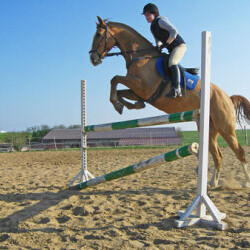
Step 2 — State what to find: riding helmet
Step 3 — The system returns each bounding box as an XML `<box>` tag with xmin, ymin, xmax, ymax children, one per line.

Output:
<box><xmin>142</xmin><ymin>3</ymin><xmax>159</xmax><ymax>16</ymax></box>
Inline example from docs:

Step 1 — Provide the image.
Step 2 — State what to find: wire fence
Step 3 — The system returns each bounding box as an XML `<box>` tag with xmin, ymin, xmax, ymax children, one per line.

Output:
<box><xmin>0</xmin><ymin>129</ymin><xmax>250</xmax><ymax>152</ymax></box>
<box><xmin>0</xmin><ymin>129</ymin><xmax>249</xmax><ymax>152</ymax></box>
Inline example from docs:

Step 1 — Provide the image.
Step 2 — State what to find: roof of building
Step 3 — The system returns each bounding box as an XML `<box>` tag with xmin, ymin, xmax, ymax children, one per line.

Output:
<box><xmin>43</xmin><ymin>129</ymin><xmax>81</xmax><ymax>140</ymax></box>
<box><xmin>43</xmin><ymin>127</ymin><xmax>179</xmax><ymax>140</ymax></box>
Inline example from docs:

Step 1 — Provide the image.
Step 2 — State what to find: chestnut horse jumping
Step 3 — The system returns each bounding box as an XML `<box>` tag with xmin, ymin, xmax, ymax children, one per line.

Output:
<box><xmin>89</xmin><ymin>17</ymin><xmax>250</xmax><ymax>188</ymax></box>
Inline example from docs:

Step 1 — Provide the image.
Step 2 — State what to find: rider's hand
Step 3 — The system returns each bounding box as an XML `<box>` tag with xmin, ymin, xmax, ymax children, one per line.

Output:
<box><xmin>156</xmin><ymin>44</ymin><xmax>164</xmax><ymax>52</ymax></box>
<box><xmin>160</xmin><ymin>44</ymin><xmax>165</xmax><ymax>50</ymax></box>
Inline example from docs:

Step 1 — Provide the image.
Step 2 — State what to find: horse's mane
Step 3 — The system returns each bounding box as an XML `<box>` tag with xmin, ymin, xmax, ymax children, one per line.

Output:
<box><xmin>109</xmin><ymin>21</ymin><xmax>153</xmax><ymax>47</ymax></box>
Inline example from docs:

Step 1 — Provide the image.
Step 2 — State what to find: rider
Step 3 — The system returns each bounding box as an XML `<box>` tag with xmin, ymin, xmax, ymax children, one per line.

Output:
<box><xmin>142</xmin><ymin>3</ymin><xmax>186</xmax><ymax>98</ymax></box>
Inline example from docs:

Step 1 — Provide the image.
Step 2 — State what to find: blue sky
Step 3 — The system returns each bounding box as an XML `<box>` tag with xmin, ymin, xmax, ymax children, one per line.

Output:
<box><xmin>1</xmin><ymin>0</ymin><xmax>250</xmax><ymax>132</ymax></box>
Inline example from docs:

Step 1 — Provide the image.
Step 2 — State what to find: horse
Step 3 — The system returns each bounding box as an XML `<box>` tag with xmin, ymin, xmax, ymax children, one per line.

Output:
<box><xmin>89</xmin><ymin>16</ymin><xmax>250</xmax><ymax>188</ymax></box>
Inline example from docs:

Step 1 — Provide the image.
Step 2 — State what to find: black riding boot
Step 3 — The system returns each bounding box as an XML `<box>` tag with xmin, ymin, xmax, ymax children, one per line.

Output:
<box><xmin>168</xmin><ymin>65</ymin><xmax>182</xmax><ymax>98</ymax></box>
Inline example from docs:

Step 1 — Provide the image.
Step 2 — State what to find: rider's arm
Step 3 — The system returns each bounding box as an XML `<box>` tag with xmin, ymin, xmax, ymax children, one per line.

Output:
<box><xmin>158</xmin><ymin>17</ymin><xmax>178</xmax><ymax>44</ymax></box>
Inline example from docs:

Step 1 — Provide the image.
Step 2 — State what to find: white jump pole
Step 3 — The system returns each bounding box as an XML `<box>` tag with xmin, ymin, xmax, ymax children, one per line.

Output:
<box><xmin>175</xmin><ymin>31</ymin><xmax>227</xmax><ymax>230</ymax></box>
<box><xmin>69</xmin><ymin>80</ymin><xmax>94</xmax><ymax>186</ymax></box>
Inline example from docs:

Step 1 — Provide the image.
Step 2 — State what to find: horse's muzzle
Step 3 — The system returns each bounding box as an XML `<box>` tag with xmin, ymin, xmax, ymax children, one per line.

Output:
<box><xmin>90</xmin><ymin>52</ymin><xmax>102</xmax><ymax>66</ymax></box>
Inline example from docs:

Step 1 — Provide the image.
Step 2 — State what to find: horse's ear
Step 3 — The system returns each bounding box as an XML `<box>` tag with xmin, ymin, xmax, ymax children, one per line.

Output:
<box><xmin>97</xmin><ymin>16</ymin><xmax>106</xmax><ymax>26</ymax></box>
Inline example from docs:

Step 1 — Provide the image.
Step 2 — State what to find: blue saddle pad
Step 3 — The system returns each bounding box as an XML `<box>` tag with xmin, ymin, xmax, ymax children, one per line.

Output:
<box><xmin>156</xmin><ymin>56</ymin><xmax>199</xmax><ymax>90</ymax></box>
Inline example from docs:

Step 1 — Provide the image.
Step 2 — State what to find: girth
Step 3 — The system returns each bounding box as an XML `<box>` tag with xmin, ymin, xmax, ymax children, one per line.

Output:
<box><xmin>145</xmin><ymin>69</ymin><xmax>186</xmax><ymax>105</ymax></box>
<box><xmin>146</xmin><ymin>80</ymin><xmax>169</xmax><ymax>104</ymax></box>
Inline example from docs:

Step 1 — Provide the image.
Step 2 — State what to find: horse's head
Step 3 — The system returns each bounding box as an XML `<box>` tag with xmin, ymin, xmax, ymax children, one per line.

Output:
<box><xmin>89</xmin><ymin>16</ymin><xmax>117</xmax><ymax>66</ymax></box>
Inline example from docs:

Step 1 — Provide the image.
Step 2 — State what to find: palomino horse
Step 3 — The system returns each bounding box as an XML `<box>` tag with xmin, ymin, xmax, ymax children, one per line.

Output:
<box><xmin>89</xmin><ymin>16</ymin><xmax>250</xmax><ymax>188</ymax></box>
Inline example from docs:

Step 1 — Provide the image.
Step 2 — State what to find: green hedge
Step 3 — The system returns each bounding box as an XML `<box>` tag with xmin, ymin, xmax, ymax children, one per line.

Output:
<box><xmin>180</xmin><ymin>130</ymin><xmax>249</xmax><ymax>146</ymax></box>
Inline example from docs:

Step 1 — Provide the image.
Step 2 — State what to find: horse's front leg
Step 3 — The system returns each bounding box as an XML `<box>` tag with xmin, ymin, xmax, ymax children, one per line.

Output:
<box><xmin>117</xmin><ymin>89</ymin><xmax>145</xmax><ymax>111</ymax></box>
<box><xmin>110</xmin><ymin>75</ymin><xmax>141</xmax><ymax>114</ymax></box>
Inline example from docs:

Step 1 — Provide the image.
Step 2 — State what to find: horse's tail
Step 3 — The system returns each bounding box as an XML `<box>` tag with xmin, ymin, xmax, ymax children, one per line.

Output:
<box><xmin>230</xmin><ymin>95</ymin><xmax>250</xmax><ymax>126</ymax></box>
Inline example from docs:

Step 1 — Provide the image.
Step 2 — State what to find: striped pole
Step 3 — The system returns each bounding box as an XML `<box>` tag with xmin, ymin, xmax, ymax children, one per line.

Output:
<box><xmin>85</xmin><ymin>110</ymin><xmax>200</xmax><ymax>133</ymax></box>
<box><xmin>71</xmin><ymin>142</ymin><xmax>198</xmax><ymax>190</ymax></box>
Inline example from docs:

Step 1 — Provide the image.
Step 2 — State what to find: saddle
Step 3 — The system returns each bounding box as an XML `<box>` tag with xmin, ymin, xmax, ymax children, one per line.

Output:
<box><xmin>146</xmin><ymin>55</ymin><xmax>200</xmax><ymax>104</ymax></box>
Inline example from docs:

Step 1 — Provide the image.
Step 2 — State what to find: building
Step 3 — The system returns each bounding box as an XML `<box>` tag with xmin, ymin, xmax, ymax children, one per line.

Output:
<box><xmin>0</xmin><ymin>143</ymin><xmax>13</xmax><ymax>152</ymax></box>
<box><xmin>42</xmin><ymin>127</ymin><xmax>182</xmax><ymax>149</ymax></box>
<box><xmin>42</xmin><ymin>129</ymin><xmax>81</xmax><ymax>149</ymax></box>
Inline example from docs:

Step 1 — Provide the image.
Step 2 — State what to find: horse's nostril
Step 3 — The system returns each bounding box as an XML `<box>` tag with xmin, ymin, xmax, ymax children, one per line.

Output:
<box><xmin>90</xmin><ymin>53</ymin><xmax>98</xmax><ymax>63</ymax></box>
<box><xmin>90</xmin><ymin>52</ymin><xmax>102</xmax><ymax>66</ymax></box>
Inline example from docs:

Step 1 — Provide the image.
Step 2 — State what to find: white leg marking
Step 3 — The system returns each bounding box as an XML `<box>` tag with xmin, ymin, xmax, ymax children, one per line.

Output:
<box><xmin>242</xmin><ymin>163</ymin><xmax>250</xmax><ymax>188</ymax></box>
<box><xmin>210</xmin><ymin>167</ymin><xmax>220</xmax><ymax>188</ymax></box>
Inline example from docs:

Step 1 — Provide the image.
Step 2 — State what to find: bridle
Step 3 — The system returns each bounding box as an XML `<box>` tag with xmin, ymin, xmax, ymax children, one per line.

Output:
<box><xmin>89</xmin><ymin>24</ymin><xmax>119</xmax><ymax>59</ymax></box>
<box><xmin>89</xmin><ymin>23</ymin><xmax>158</xmax><ymax>62</ymax></box>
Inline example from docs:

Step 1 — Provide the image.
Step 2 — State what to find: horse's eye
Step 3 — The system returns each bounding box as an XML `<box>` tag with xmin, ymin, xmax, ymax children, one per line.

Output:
<box><xmin>96</xmin><ymin>33</ymin><xmax>101</xmax><ymax>38</ymax></box>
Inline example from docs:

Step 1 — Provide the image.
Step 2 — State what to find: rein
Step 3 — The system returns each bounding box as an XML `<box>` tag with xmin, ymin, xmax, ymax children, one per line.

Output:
<box><xmin>105</xmin><ymin>48</ymin><xmax>156</xmax><ymax>57</ymax></box>
<box><xmin>89</xmin><ymin>23</ymin><xmax>160</xmax><ymax>65</ymax></box>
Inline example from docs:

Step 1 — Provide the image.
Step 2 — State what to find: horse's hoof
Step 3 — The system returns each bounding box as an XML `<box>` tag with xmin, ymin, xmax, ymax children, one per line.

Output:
<box><xmin>115</xmin><ymin>102</ymin><xmax>124</xmax><ymax>114</ymax></box>
<box><xmin>243</xmin><ymin>182</ymin><xmax>250</xmax><ymax>188</ymax></box>
<box><xmin>208</xmin><ymin>184</ymin><xmax>217</xmax><ymax>190</ymax></box>
<box><xmin>208</xmin><ymin>181</ymin><xmax>217</xmax><ymax>189</ymax></box>
<box><xmin>134</xmin><ymin>101</ymin><xmax>145</xmax><ymax>109</ymax></box>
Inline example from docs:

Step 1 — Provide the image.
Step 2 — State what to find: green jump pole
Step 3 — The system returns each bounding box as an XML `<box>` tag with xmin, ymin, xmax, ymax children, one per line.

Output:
<box><xmin>71</xmin><ymin>143</ymin><xmax>198</xmax><ymax>190</ymax></box>
<box><xmin>85</xmin><ymin>110</ymin><xmax>200</xmax><ymax>132</ymax></box>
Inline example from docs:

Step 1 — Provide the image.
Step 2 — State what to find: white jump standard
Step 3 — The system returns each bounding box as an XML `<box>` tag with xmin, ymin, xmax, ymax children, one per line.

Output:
<box><xmin>69</xmin><ymin>81</ymin><xmax>94</xmax><ymax>187</ymax></box>
<box><xmin>175</xmin><ymin>31</ymin><xmax>227</xmax><ymax>230</ymax></box>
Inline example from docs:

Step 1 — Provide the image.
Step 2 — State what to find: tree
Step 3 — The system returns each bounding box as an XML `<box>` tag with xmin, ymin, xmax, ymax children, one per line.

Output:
<box><xmin>40</xmin><ymin>125</ymin><xmax>50</xmax><ymax>131</ymax></box>
<box><xmin>53</xmin><ymin>125</ymin><xmax>66</xmax><ymax>129</ymax></box>
<box><xmin>68</xmin><ymin>125</ymin><xmax>81</xmax><ymax>129</ymax></box>
<box><xmin>26</xmin><ymin>125</ymin><xmax>51</xmax><ymax>142</ymax></box>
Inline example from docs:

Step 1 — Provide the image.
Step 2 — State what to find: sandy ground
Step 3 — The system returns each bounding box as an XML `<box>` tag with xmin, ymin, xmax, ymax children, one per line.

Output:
<box><xmin>0</xmin><ymin>147</ymin><xmax>249</xmax><ymax>249</ymax></box>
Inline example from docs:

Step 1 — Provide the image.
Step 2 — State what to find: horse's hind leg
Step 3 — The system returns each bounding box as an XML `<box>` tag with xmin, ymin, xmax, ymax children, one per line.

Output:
<box><xmin>209</xmin><ymin>123</ymin><xmax>223</xmax><ymax>188</ymax></box>
<box><xmin>209</xmin><ymin>90</ymin><xmax>249</xmax><ymax>187</ymax></box>
<box><xmin>220</xmin><ymin>130</ymin><xmax>250</xmax><ymax>187</ymax></box>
